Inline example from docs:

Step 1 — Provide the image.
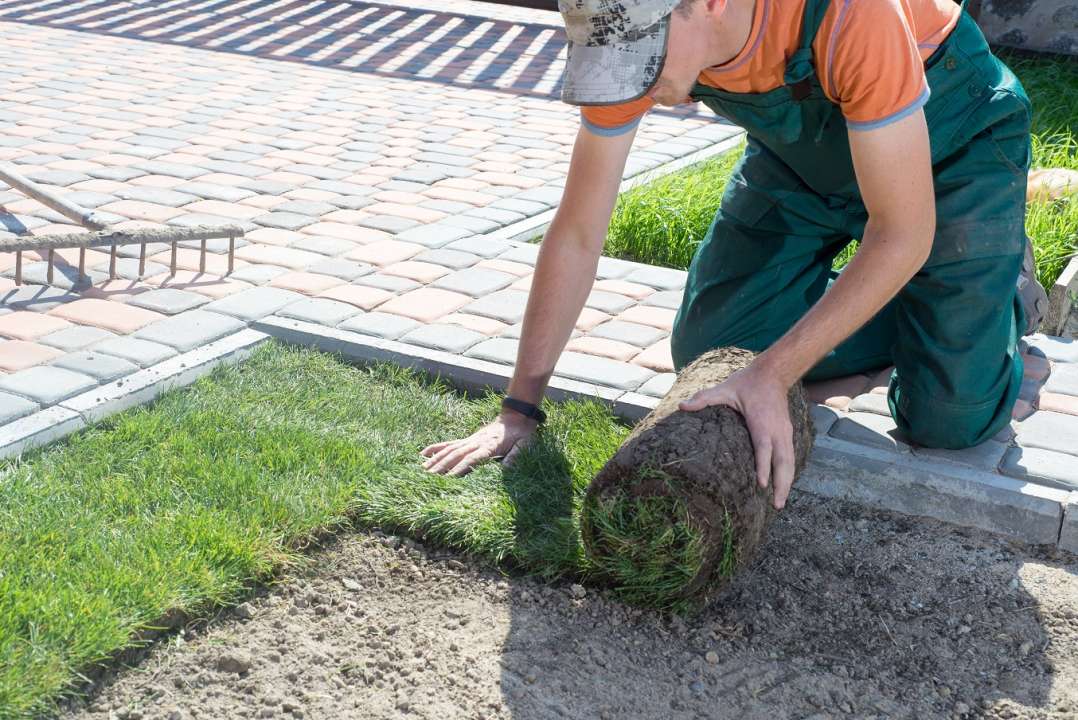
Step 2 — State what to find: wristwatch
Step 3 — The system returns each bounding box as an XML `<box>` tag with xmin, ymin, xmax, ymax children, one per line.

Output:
<box><xmin>501</xmin><ymin>395</ymin><xmax>546</xmax><ymax>424</ymax></box>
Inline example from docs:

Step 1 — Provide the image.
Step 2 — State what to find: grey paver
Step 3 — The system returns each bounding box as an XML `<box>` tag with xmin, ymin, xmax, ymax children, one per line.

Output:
<box><xmin>553</xmin><ymin>351</ymin><xmax>655</xmax><ymax>391</ymax></box>
<box><xmin>0</xmin><ymin>391</ymin><xmax>38</xmax><ymax>425</ymax></box>
<box><xmin>394</xmin><ymin>167</ymin><xmax>449</xmax><ymax>184</ymax></box>
<box><xmin>170</xmin><ymin>213</ymin><xmax>252</xmax><ymax>232</ymax></box>
<box><xmin>464</xmin><ymin>338</ymin><xmax>520</xmax><ymax>365</ymax></box>
<box><xmin>51</xmin><ymin>351</ymin><xmax>139</xmax><ymax>383</ymax></box>
<box><xmin>329</xmin><ymin>196</ymin><xmax>374</xmax><ymax>211</ymax></box>
<box><xmin>229</xmin><ymin>265</ymin><xmax>291</xmax><ymax>285</ymax></box>
<box><xmin>64</xmin><ymin>191</ymin><xmax>118</xmax><ymax>208</ymax></box>
<box><xmin>355</xmin><ymin>274</ymin><xmax>422</xmax><ymax>293</ymax></box>
<box><xmin>339</xmin><ymin>311</ymin><xmax>419</xmax><ymax>340</ymax></box>
<box><xmin>848</xmin><ymin>393</ymin><xmax>891</xmax><ymax>416</ymax></box>
<box><xmin>273</xmin><ymin>201</ymin><xmax>338</xmax><ymax>217</ymax></box>
<box><xmin>3</xmin><ymin>263</ymin><xmax>104</xmax><ymax>291</ymax></box>
<box><xmin>400</xmin><ymin>324</ymin><xmax>485</xmax><ymax>354</ymax></box>
<box><xmin>0</xmin><ymin>365</ymin><xmax>98</xmax><ymax>405</ymax></box>
<box><xmin>0</xmin><ymin>405</ymin><xmax>86</xmax><ymax>461</ymax></box>
<box><xmin>464</xmin><ymin>290</ymin><xmax>530</xmax><ymax>324</ymax></box>
<box><xmin>1014</xmin><ymin>411</ymin><xmax>1078</xmax><ymax>456</ymax></box>
<box><xmin>1061</xmin><ymin>493</ymin><xmax>1078</xmax><ymax>553</ymax></box>
<box><xmin>636</xmin><ymin>372</ymin><xmax>676</xmax><ymax>398</ymax></box>
<box><xmin>177</xmin><ymin>236</ymin><xmax>249</xmax><ymax>253</ymax></box>
<box><xmin>306</xmin><ymin>259</ymin><xmax>374</xmax><ymax>282</ymax></box>
<box><xmin>809</xmin><ymin>403</ymin><xmax>840</xmax><ymax>436</ymax></box>
<box><xmin>134</xmin><ymin>309</ymin><xmax>247</xmax><ymax>352</ymax></box>
<box><xmin>445</xmin><ymin>236</ymin><xmax>511</xmax><ymax>258</ymax></box>
<box><xmin>176</xmin><ymin>182</ymin><xmax>256</xmax><ymax>202</ymax></box>
<box><xmin>441</xmin><ymin>215</ymin><xmax>500</xmax><ymax>233</ymax></box>
<box><xmin>413</xmin><ymin>248</ymin><xmax>480</xmax><ymax>270</ymax></box>
<box><xmin>999</xmin><ymin>446</ymin><xmax>1078</xmax><ymax>489</ymax></box>
<box><xmin>625</xmin><ymin>266</ymin><xmax>687</xmax><ymax>290</ymax></box>
<box><xmin>912</xmin><ymin>440</ymin><xmax>1010</xmax><ymax>473</ymax></box>
<box><xmin>395</xmin><ymin>224</ymin><xmax>473</xmax><ymax>249</ymax></box>
<box><xmin>491</xmin><ymin>198</ymin><xmax>549</xmax><ymax>215</ymax></box>
<box><xmin>89</xmin><ymin>166</ymin><xmax>146</xmax><ymax>182</ymax></box>
<box><xmin>115</xmin><ymin>187</ymin><xmax>198</xmax><ymax>207</ymax></box>
<box><xmin>89</xmin><ymin>335</ymin><xmax>178</xmax><ymax>367</ymax></box>
<box><xmin>277</xmin><ymin>298</ymin><xmax>361</xmax><ymax>327</ymax></box>
<box><xmin>286</xmin><ymin>164</ymin><xmax>350</xmax><ymax>180</ymax></box>
<box><xmin>91</xmin><ymin>257</ymin><xmax>168</xmax><ymax>282</ymax></box>
<box><xmin>498</xmin><ymin>244</ymin><xmax>540</xmax><ymax>266</ymax></box>
<box><xmin>37</xmin><ymin>325</ymin><xmax>117</xmax><ymax>352</ymax></box>
<box><xmin>1044</xmin><ymin>364</ymin><xmax>1078</xmax><ymax>396</ymax></box>
<box><xmin>195</xmin><ymin>160</ymin><xmax>264</xmax><ymax>178</ymax></box>
<box><xmin>307</xmin><ymin>180</ymin><xmax>376</xmax><ymax>196</ymax></box>
<box><xmin>358</xmin><ymin>215</ymin><xmax>419</xmax><ymax>233</ymax></box>
<box><xmin>253</xmin><ymin>212</ymin><xmax>318</xmax><ymax>231</ymax></box>
<box><xmin>134</xmin><ymin>161</ymin><xmax>206</xmax><ymax>180</ymax></box>
<box><xmin>433</xmin><ymin>267</ymin><xmax>515</xmax><ymax>297</ymax></box>
<box><xmin>202</xmin><ymin>287</ymin><xmax>306</xmax><ymax>322</ymax></box>
<box><xmin>1023</xmin><ymin>335</ymin><xmax>1078</xmax><ymax>363</ymax></box>
<box><xmin>24</xmin><ymin>169</ymin><xmax>89</xmax><ymax>186</ymax></box>
<box><xmin>642</xmin><ymin>290</ymin><xmax>683</xmax><ymax>310</ymax></box>
<box><xmin>126</xmin><ymin>288</ymin><xmax>210</xmax><ymax>315</ymax></box>
<box><xmin>829</xmin><ymin>412</ymin><xmax>912</xmax><ymax>453</ymax></box>
<box><xmin>465</xmin><ymin>207</ymin><xmax>525</xmax><ymax>225</ymax></box>
<box><xmin>585</xmin><ymin>290</ymin><xmax>634</xmax><ymax>314</ymax></box>
<box><xmin>595</xmin><ymin>256</ymin><xmax>641</xmax><ymax>280</ymax></box>
<box><xmin>590</xmin><ymin>320</ymin><xmax>667</xmax><ymax>347</ymax></box>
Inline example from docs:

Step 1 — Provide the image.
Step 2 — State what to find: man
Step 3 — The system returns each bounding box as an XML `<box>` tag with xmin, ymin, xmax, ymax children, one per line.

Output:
<box><xmin>421</xmin><ymin>0</ymin><xmax>1048</xmax><ymax>510</ymax></box>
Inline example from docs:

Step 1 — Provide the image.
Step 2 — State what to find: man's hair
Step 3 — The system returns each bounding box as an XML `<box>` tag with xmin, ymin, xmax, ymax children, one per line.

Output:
<box><xmin>674</xmin><ymin>0</ymin><xmax>700</xmax><ymax>17</ymax></box>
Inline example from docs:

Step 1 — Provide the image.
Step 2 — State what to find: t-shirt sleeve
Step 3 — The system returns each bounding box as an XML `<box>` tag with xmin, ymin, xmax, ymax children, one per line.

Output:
<box><xmin>825</xmin><ymin>0</ymin><xmax>930</xmax><ymax>132</ymax></box>
<box><xmin>579</xmin><ymin>96</ymin><xmax>655</xmax><ymax>136</ymax></box>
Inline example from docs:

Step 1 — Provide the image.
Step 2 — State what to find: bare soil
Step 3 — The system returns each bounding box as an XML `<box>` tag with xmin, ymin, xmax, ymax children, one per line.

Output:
<box><xmin>61</xmin><ymin>493</ymin><xmax>1078</xmax><ymax>720</ymax></box>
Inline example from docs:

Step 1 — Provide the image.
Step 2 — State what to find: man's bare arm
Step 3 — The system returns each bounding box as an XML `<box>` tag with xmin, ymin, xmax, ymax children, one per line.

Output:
<box><xmin>421</xmin><ymin>123</ymin><xmax>636</xmax><ymax>475</ymax></box>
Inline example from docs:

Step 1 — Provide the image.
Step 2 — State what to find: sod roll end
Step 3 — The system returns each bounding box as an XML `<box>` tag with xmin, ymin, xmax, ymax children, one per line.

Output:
<box><xmin>580</xmin><ymin>346</ymin><xmax>815</xmax><ymax>612</ymax></box>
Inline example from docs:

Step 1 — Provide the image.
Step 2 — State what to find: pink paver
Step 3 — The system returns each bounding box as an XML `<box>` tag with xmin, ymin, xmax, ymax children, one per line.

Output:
<box><xmin>348</xmin><ymin>240</ymin><xmax>424</xmax><ymax>267</ymax></box>
<box><xmin>510</xmin><ymin>275</ymin><xmax>532</xmax><ymax>291</ymax></box>
<box><xmin>232</xmin><ymin>244</ymin><xmax>320</xmax><ymax>270</ymax></box>
<box><xmin>575</xmin><ymin>308</ymin><xmax>611</xmax><ymax>332</ymax></box>
<box><xmin>0</xmin><ymin>340</ymin><xmax>64</xmax><ymax>371</ymax></box>
<box><xmin>83</xmin><ymin>279</ymin><xmax>155</xmax><ymax>302</ymax></box>
<box><xmin>804</xmin><ymin>374</ymin><xmax>874</xmax><ymax>411</ymax></box>
<box><xmin>98</xmin><ymin>200</ymin><xmax>184</xmax><ymax>223</ymax></box>
<box><xmin>440</xmin><ymin>313</ymin><xmax>509</xmax><ymax>336</ymax></box>
<box><xmin>868</xmin><ymin>366</ymin><xmax>895</xmax><ymax>395</ymax></box>
<box><xmin>363</xmin><ymin>203</ymin><xmax>446</xmax><ymax>224</ymax></box>
<box><xmin>565</xmin><ymin>336</ymin><xmax>640</xmax><ymax>362</ymax></box>
<box><xmin>1036</xmin><ymin>392</ymin><xmax>1078</xmax><ymax>417</ymax></box>
<box><xmin>632</xmin><ymin>340</ymin><xmax>675</xmax><ymax>372</ymax></box>
<box><xmin>593</xmin><ymin>279</ymin><xmax>656</xmax><ymax>300</ymax></box>
<box><xmin>378</xmin><ymin>288</ymin><xmax>471</xmax><ymax>323</ymax></box>
<box><xmin>617</xmin><ymin>305</ymin><xmax>676</xmax><ymax>331</ymax></box>
<box><xmin>46</xmin><ymin>297</ymin><xmax>164</xmax><ymax>333</ymax></box>
<box><xmin>149</xmin><ymin>247</ymin><xmax>250</xmax><ymax>276</ymax></box>
<box><xmin>144</xmin><ymin>271</ymin><xmax>254</xmax><ymax>299</ymax></box>
<box><xmin>302</xmin><ymin>223</ymin><xmax>391</xmax><ymax>244</ymax></box>
<box><xmin>477</xmin><ymin>258</ymin><xmax>533</xmax><ymax>277</ymax></box>
<box><xmin>0</xmin><ymin>310</ymin><xmax>73</xmax><ymax>340</ymax></box>
<box><xmin>269</xmin><ymin>271</ymin><xmax>345</xmax><ymax>295</ymax></box>
<box><xmin>185</xmin><ymin>200</ymin><xmax>265</xmax><ymax>221</ymax></box>
<box><xmin>380</xmin><ymin>261</ymin><xmax>451</xmax><ymax>283</ymax></box>
<box><xmin>317</xmin><ymin>284</ymin><xmax>393</xmax><ymax>311</ymax></box>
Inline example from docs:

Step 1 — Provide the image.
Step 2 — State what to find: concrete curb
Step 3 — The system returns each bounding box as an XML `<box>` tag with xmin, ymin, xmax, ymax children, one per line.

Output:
<box><xmin>1045</xmin><ymin>254</ymin><xmax>1078</xmax><ymax>337</ymax></box>
<box><xmin>0</xmin><ymin>329</ymin><xmax>271</xmax><ymax>462</ymax></box>
<box><xmin>253</xmin><ymin>316</ymin><xmax>1073</xmax><ymax>550</ymax></box>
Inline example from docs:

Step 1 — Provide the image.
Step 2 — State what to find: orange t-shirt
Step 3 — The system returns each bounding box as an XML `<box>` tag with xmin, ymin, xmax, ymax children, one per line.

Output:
<box><xmin>579</xmin><ymin>0</ymin><xmax>962</xmax><ymax>136</ymax></box>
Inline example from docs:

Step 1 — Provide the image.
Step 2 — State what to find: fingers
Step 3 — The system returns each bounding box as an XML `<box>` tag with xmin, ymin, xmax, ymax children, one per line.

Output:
<box><xmin>423</xmin><ymin>442</ymin><xmax>475</xmax><ymax>474</ymax></box>
<box><xmin>501</xmin><ymin>433</ymin><xmax>535</xmax><ymax>469</ymax></box>
<box><xmin>447</xmin><ymin>449</ymin><xmax>486</xmax><ymax>477</ymax></box>
<box><xmin>679</xmin><ymin>387</ymin><xmax>726</xmax><ymax>412</ymax></box>
<box><xmin>770</xmin><ymin>431</ymin><xmax>796</xmax><ymax>510</ymax></box>
<box><xmin>753</xmin><ymin>437</ymin><xmax>772</xmax><ymax>491</ymax></box>
<box><xmin>420</xmin><ymin>440</ymin><xmax>453</xmax><ymax>457</ymax></box>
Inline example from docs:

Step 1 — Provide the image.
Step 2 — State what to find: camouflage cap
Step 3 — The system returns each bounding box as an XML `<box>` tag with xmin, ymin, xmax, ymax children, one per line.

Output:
<box><xmin>559</xmin><ymin>0</ymin><xmax>680</xmax><ymax>106</ymax></box>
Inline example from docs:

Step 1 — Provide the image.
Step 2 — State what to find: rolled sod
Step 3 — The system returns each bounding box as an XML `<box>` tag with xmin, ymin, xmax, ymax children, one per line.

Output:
<box><xmin>580</xmin><ymin>347</ymin><xmax>815</xmax><ymax>612</ymax></box>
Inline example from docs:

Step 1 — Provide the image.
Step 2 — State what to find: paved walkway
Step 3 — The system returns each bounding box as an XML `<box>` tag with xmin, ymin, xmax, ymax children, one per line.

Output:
<box><xmin>0</xmin><ymin>0</ymin><xmax>1076</xmax><ymax>549</ymax></box>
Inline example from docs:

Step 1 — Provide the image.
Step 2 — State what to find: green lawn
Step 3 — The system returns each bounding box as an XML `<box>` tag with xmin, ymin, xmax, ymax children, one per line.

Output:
<box><xmin>0</xmin><ymin>341</ymin><xmax>628</xmax><ymax>719</ymax></box>
<box><xmin>604</xmin><ymin>52</ymin><xmax>1078</xmax><ymax>289</ymax></box>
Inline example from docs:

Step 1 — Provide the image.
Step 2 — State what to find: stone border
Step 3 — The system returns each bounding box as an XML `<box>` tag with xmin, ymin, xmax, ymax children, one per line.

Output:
<box><xmin>1045</xmin><ymin>254</ymin><xmax>1078</xmax><ymax>337</ymax></box>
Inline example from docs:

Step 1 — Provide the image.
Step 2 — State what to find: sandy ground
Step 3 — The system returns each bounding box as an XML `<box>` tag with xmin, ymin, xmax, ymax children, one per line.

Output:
<box><xmin>59</xmin><ymin>493</ymin><xmax>1078</xmax><ymax>720</ymax></box>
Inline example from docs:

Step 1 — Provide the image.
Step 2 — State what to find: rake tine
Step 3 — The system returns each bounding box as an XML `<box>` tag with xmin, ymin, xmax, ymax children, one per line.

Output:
<box><xmin>170</xmin><ymin>240</ymin><xmax>177</xmax><ymax>277</ymax></box>
<box><xmin>79</xmin><ymin>247</ymin><xmax>85</xmax><ymax>284</ymax></box>
<box><xmin>15</xmin><ymin>250</ymin><xmax>21</xmax><ymax>286</ymax></box>
<box><xmin>228</xmin><ymin>232</ymin><xmax>235</xmax><ymax>274</ymax></box>
<box><xmin>47</xmin><ymin>248</ymin><xmax>54</xmax><ymax>285</ymax></box>
<box><xmin>199</xmin><ymin>237</ymin><xmax>206</xmax><ymax>274</ymax></box>
<box><xmin>109</xmin><ymin>244</ymin><xmax>117</xmax><ymax>280</ymax></box>
<box><xmin>139</xmin><ymin>242</ymin><xmax>146</xmax><ymax>278</ymax></box>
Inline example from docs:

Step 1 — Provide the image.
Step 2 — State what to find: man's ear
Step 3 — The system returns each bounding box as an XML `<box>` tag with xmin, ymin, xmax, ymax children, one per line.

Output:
<box><xmin>705</xmin><ymin>0</ymin><xmax>729</xmax><ymax>16</ymax></box>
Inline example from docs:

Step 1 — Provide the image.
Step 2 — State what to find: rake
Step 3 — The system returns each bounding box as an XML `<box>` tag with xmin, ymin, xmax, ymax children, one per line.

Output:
<box><xmin>0</xmin><ymin>162</ymin><xmax>244</xmax><ymax>288</ymax></box>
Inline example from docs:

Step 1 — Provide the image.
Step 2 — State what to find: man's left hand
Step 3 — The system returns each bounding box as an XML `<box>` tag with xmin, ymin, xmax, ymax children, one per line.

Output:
<box><xmin>677</xmin><ymin>362</ymin><xmax>795</xmax><ymax>510</ymax></box>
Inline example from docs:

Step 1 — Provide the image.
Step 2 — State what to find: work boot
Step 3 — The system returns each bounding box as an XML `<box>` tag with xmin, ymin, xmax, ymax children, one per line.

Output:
<box><xmin>1017</xmin><ymin>236</ymin><xmax>1049</xmax><ymax>336</ymax></box>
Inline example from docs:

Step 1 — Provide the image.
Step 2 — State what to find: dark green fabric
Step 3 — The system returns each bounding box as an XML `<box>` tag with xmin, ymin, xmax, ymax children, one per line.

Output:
<box><xmin>669</xmin><ymin>1</ymin><xmax>1031</xmax><ymax>449</ymax></box>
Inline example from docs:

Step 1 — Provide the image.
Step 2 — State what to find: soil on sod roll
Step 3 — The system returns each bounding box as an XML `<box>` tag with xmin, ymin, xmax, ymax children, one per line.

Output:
<box><xmin>581</xmin><ymin>347</ymin><xmax>815</xmax><ymax>612</ymax></box>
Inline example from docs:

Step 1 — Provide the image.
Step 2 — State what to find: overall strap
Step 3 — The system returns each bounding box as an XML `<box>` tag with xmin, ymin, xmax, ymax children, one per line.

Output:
<box><xmin>784</xmin><ymin>0</ymin><xmax>833</xmax><ymax>100</ymax></box>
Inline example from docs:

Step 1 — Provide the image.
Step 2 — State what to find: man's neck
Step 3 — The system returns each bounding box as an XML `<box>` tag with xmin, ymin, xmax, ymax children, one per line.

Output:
<box><xmin>706</xmin><ymin>0</ymin><xmax>758</xmax><ymax>69</ymax></box>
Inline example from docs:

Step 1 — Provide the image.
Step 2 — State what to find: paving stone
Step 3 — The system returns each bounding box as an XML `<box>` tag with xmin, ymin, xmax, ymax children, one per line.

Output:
<box><xmin>115</xmin><ymin>187</ymin><xmax>198</xmax><ymax>207</ymax></box>
<box><xmin>202</xmin><ymin>287</ymin><xmax>306</xmax><ymax>322</ymax></box>
<box><xmin>594</xmin><ymin>256</ymin><xmax>643</xmax><ymax>280</ymax></box>
<box><xmin>239</xmin><ymin>179</ymin><xmax>293</xmax><ymax>195</ymax></box>
<box><xmin>125</xmin><ymin>288</ymin><xmax>209</xmax><ymax>315</ymax></box>
<box><xmin>0</xmin><ymin>365</ymin><xmax>98</xmax><ymax>405</ymax></box>
<box><xmin>358</xmin><ymin>215</ymin><xmax>420</xmax><ymax>234</ymax></box>
<box><xmin>338</xmin><ymin>311</ymin><xmax>419</xmax><ymax>340</ymax></box>
<box><xmin>308</xmin><ymin>180</ymin><xmax>376</xmax><ymax>196</ymax></box>
<box><xmin>286</xmin><ymin>164</ymin><xmax>350</xmax><ymax>181</ymax></box>
<box><xmin>134</xmin><ymin>161</ymin><xmax>206</xmax><ymax>180</ymax></box>
<box><xmin>1023</xmin><ymin>334</ymin><xmax>1078</xmax><ymax>363</ymax></box>
<box><xmin>1062</xmin><ymin>493</ymin><xmax>1078</xmax><ymax>554</ymax></box>
<box><xmin>37</xmin><ymin>324</ymin><xmax>117</xmax><ymax>352</ymax></box>
<box><xmin>89</xmin><ymin>166</ymin><xmax>147</xmax><ymax>182</ymax></box>
<box><xmin>169</xmin><ymin>213</ymin><xmax>253</xmax><ymax>233</ymax></box>
<box><xmin>394</xmin><ymin>167</ymin><xmax>449</xmax><ymax>184</ymax></box>
<box><xmin>273</xmin><ymin>201</ymin><xmax>338</xmax><ymax>217</ymax></box>
<box><xmin>590</xmin><ymin>320</ymin><xmax>667</xmax><ymax>348</ymax></box>
<box><xmin>641</xmin><ymin>289</ymin><xmax>683</xmax><ymax>310</ymax></box>
<box><xmin>445</xmin><ymin>236</ymin><xmax>512</xmax><ymax>258</ymax></box>
<box><xmin>463</xmin><ymin>290</ymin><xmax>530</xmax><ymax>324</ymax></box>
<box><xmin>912</xmin><ymin>440</ymin><xmax>1010</xmax><ymax>473</ymax></box>
<box><xmin>804</xmin><ymin>373</ymin><xmax>873</xmax><ymax>410</ymax></box>
<box><xmin>50</xmin><ymin>350</ymin><xmax>139</xmax><ymax>383</ymax></box>
<box><xmin>809</xmin><ymin>403</ymin><xmax>840</xmax><ymax>436</ymax></box>
<box><xmin>134</xmin><ymin>309</ymin><xmax>246</xmax><ymax>352</ymax></box>
<box><xmin>585</xmin><ymin>290</ymin><xmax>635</xmax><ymax>314</ymax></box>
<box><xmin>400</xmin><ymin>324</ymin><xmax>486</xmax><ymax>354</ymax></box>
<box><xmin>24</xmin><ymin>169</ymin><xmax>89</xmax><ymax>186</ymax></box>
<box><xmin>87</xmin><ymin>335</ymin><xmax>178</xmax><ymax>367</ymax></box>
<box><xmin>413</xmin><ymin>248</ymin><xmax>480</xmax><ymax>270</ymax></box>
<box><xmin>394</xmin><ymin>224</ymin><xmax>473</xmax><ymax>248</ymax></box>
<box><xmin>305</xmin><ymin>259</ymin><xmax>374</xmax><ymax>282</ymax></box>
<box><xmin>64</xmin><ymin>191</ymin><xmax>119</xmax><ymax>209</ymax></box>
<box><xmin>999</xmin><ymin>446</ymin><xmax>1078</xmax><ymax>489</ymax></box>
<box><xmin>465</xmin><ymin>207</ymin><xmax>525</xmax><ymax>225</ymax></box>
<box><xmin>441</xmin><ymin>215</ymin><xmax>500</xmax><ymax>233</ymax></box>
<box><xmin>1015</xmin><ymin>411</ymin><xmax>1078</xmax><ymax>456</ymax></box>
<box><xmin>624</xmin><ymin>266</ymin><xmax>687</xmax><ymax>291</ymax></box>
<box><xmin>491</xmin><ymin>198</ymin><xmax>549</xmax><ymax>215</ymax></box>
<box><xmin>4</xmin><ymin>262</ymin><xmax>105</xmax><ymax>291</ymax></box>
<box><xmin>253</xmin><ymin>212</ymin><xmax>318</xmax><ymax>231</ymax></box>
<box><xmin>498</xmin><ymin>244</ymin><xmax>540</xmax><ymax>266</ymax></box>
<box><xmin>176</xmin><ymin>182</ymin><xmax>256</xmax><ymax>202</ymax></box>
<box><xmin>848</xmin><ymin>393</ymin><xmax>892</xmax><ymax>416</ymax></box>
<box><xmin>1045</xmin><ymin>364</ymin><xmax>1078</xmax><ymax>396</ymax></box>
<box><xmin>89</xmin><ymin>257</ymin><xmax>169</xmax><ymax>283</ymax></box>
<box><xmin>0</xmin><ymin>391</ymin><xmax>38</xmax><ymax>425</ymax></box>
<box><xmin>636</xmin><ymin>372</ymin><xmax>676</xmax><ymax>398</ymax></box>
<box><xmin>228</xmin><ymin>264</ymin><xmax>291</xmax><ymax>285</ymax></box>
<box><xmin>553</xmin><ymin>351</ymin><xmax>655</xmax><ymax>391</ymax></box>
<box><xmin>829</xmin><ymin>412</ymin><xmax>912</xmax><ymax>453</ymax></box>
<box><xmin>354</xmin><ymin>274</ymin><xmax>421</xmax><ymax>293</ymax></box>
<box><xmin>433</xmin><ymin>267</ymin><xmax>515</xmax><ymax>297</ymax></box>
<box><xmin>277</xmin><ymin>298</ymin><xmax>361</xmax><ymax>327</ymax></box>
<box><xmin>464</xmin><ymin>338</ymin><xmax>520</xmax><ymax>365</ymax></box>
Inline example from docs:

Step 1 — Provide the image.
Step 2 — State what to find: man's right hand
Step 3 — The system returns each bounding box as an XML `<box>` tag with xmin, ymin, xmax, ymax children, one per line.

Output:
<box><xmin>420</xmin><ymin>411</ymin><xmax>538</xmax><ymax>476</ymax></box>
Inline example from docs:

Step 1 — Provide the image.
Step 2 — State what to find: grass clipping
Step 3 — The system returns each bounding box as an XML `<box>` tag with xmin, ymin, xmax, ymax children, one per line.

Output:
<box><xmin>580</xmin><ymin>347</ymin><xmax>815</xmax><ymax>613</ymax></box>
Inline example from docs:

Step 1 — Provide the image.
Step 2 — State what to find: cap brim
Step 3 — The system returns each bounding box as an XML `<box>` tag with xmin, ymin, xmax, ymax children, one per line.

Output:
<box><xmin>560</xmin><ymin>14</ymin><xmax>669</xmax><ymax>106</ymax></box>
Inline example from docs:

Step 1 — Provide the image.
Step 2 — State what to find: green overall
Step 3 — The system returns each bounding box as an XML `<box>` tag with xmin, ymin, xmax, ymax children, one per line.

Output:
<box><xmin>669</xmin><ymin>0</ymin><xmax>1032</xmax><ymax>449</ymax></box>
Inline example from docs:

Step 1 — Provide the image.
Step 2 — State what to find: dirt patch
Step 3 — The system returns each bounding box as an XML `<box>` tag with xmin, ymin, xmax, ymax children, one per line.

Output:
<box><xmin>60</xmin><ymin>494</ymin><xmax>1077</xmax><ymax>720</ymax></box>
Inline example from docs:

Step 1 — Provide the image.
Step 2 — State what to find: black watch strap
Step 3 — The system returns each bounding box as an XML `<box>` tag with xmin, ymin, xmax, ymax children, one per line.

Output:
<box><xmin>501</xmin><ymin>395</ymin><xmax>546</xmax><ymax>424</ymax></box>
